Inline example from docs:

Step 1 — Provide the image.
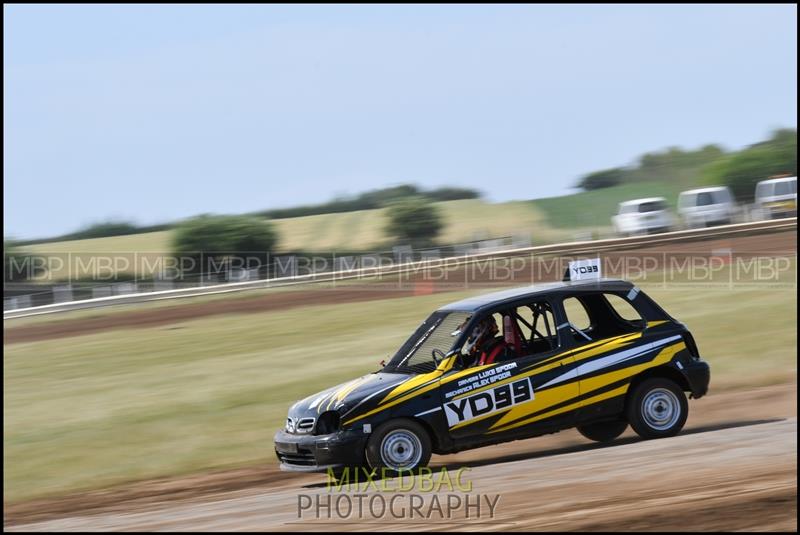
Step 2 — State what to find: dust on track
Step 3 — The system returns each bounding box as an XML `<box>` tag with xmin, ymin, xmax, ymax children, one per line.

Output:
<box><xmin>4</xmin><ymin>229</ymin><xmax>796</xmax><ymax>345</ymax></box>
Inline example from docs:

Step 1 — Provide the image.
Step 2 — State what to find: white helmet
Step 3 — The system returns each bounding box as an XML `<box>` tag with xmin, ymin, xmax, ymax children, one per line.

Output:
<box><xmin>464</xmin><ymin>316</ymin><xmax>498</xmax><ymax>355</ymax></box>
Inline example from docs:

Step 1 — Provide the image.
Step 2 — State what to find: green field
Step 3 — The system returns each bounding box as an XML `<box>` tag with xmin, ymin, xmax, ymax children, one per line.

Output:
<box><xmin>27</xmin><ymin>199</ymin><xmax>567</xmax><ymax>256</ymax></box>
<box><xmin>25</xmin><ymin>230</ymin><xmax>173</xmax><ymax>256</ymax></box>
<box><xmin>21</xmin><ymin>182</ymin><xmax>706</xmax><ymax>281</ymax></box>
<box><xmin>531</xmin><ymin>181</ymin><xmax>688</xmax><ymax>229</ymax></box>
<box><xmin>24</xmin><ymin>199</ymin><xmax>581</xmax><ymax>279</ymax></box>
<box><xmin>21</xmin><ymin>183</ymin><xmax>708</xmax><ymax>280</ymax></box>
<box><xmin>4</xmin><ymin>270</ymin><xmax>797</xmax><ymax>503</ymax></box>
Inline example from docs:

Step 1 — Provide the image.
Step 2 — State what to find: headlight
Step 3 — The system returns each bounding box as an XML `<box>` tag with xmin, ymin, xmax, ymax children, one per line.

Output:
<box><xmin>314</xmin><ymin>411</ymin><xmax>341</xmax><ymax>435</ymax></box>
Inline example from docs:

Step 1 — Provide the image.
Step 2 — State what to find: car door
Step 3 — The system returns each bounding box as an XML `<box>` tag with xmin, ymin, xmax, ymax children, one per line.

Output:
<box><xmin>438</xmin><ymin>300</ymin><xmax>580</xmax><ymax>443</ymax></box>
<box><xmin>562</xmin><ymin>291</ymin><xmax>664</xmax><ymax>421</ymax></box>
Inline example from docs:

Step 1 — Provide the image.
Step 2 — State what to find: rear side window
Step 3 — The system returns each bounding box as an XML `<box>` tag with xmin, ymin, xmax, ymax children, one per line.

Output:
<box><xmin>562</xmin><ymin>297</ymin><xmax>591</xmax><ymax>330</ymax></box>
<box><xmin>604</xmin><ymin>293</ymin><xmax>643</xmax><ymax>325</ymax></box>
<box><xmin>775</xmin><ymin>181</ymin><xmax>793</xmax><ymax>196</ymax></box>
<box><xmin>560</xmin><ymin>292</ymin><xmax>646</xmax><ymax>346</ymax></box>
<box><xmin>696</xmin><ymin>192</ymin><xmax>714</xmax><ymax>206</ymax></box>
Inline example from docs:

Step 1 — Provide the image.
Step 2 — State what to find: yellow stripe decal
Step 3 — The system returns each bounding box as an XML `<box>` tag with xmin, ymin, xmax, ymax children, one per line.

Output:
<box><xmin>344</xmin><ymin>356</ymin><xmax>459</xmax><ymax>425</ymax></box>
<box><xmin>489</xmin><ymin>341</ymin><xmax>684</xmax><ymax>433</ymax></box>
<box><xmin>577</xmin><ymin>342</ymin><xmax>683</xmax><ymax>396</ymax></box>
<box><xmin>343</xmin><ymin>379</ymin><xmax>443</xmax><ymax>426</ymax></box>
<box><xmin>449</xmin><ymin>380</ymin><xmax>579</xmax><ymax>431</ymax></box>
<box><xmin>344</xmin><ymin>334</ymin><xmax>681</xmax><ymax>428</ymax></box>
<box><xmin>489</xmin><ymin>385</ymin><xmax>629</xmax><ymax>434</ymax></box>
<box><xmin>325</xmin><ymin>376</ymin><xmax>369</xmax><ymax>411</ymax></box>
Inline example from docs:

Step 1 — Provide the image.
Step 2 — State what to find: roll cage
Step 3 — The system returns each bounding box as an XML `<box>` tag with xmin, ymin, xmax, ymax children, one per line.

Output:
<box><xmin>382</xmin><ymin>282</ymin><xmax>672</xmax><ymax>374</ymax></box>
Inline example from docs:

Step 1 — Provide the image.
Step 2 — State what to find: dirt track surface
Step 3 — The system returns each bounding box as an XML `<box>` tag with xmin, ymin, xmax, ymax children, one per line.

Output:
<box><xmin>4</xmin><ymin>229</ymin><xmax>796</xmax><ymax>345</ymax></box>
<box><xmin>6</xmin><ymin>383</ymin><xmax>797</xmax><ymax>532</ymax></box>
<box><xmin>2</xmin><ymin>288</ymin><xmax>417</xmax><ymax>344</ymax></box>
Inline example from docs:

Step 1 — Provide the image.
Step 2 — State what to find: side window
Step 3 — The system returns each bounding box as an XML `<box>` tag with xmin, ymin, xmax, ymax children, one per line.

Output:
<box><xmin>491</xmin><ymin>312</ymin><xmax>503</xmax><ymax>329</ymax></box>
<box><xmin>775</xmin><ymin>181</ymin><xmax>791</xmax><ymax>196</ymax></box>
<box><xmin>562</xmin><ymin>297</ymin><xmax>592</xmax><ymax>331</ymax></box>
<box><xmin>515</xmin><ymin>306</ymin><xmax>535</xmax><ymax>342</ymax></box>
<box><xmin>561</xmin><ymin>296</ymin><xmax>594</xmax><ymax>344</ymax></box>
<box><xmin>462</xmin><ymin>301</ymin><xmax>559</xmax><ymax>368</ymax></box>
<box><xmin>604</xmin><ymin>293</ymin><xmax>644</xmax><ymax>328</ymax></box>
<box><xmin>696</xmin><ymin>192</ymin><xmax>713</xmax><ymax>206</ymax></box>
<box><xmin>516</xmin><ymin>300</ymin><xmax>558</xmax><ymax>358</ymax></box>
<box><xmin>561</xmin><ymin>293</ymin><xmax>643</xmax><ymax>344</ymax></box>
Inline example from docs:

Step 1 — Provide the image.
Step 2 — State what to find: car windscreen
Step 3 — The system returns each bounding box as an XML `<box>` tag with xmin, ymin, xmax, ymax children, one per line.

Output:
<box><xmin>383</xmin><ymin>311</ymin><xmax>471</xmax><ymax>374</ymax></box>
<box><xmin>638</xmin><ymin>201</ymin><xmax>666</xmax><ymax>213</ymax></box>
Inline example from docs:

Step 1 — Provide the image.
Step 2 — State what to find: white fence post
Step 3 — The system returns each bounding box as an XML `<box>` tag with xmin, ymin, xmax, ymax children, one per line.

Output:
<box><xmin>53</xmin><ymin>285</ymin><xmax>73</xmax><ymax>303</ymax></box>
<box><xmin>393</xmin><ymin>245</ymin><xmax>413</xmax><ymax>263</ymax></box>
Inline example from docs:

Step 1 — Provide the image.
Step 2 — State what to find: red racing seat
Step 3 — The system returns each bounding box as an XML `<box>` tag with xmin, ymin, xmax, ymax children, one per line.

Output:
<box><xmin>503</xmin><ymin>314</ymin><xmax>524</xmax><ymax>357</ymax></box>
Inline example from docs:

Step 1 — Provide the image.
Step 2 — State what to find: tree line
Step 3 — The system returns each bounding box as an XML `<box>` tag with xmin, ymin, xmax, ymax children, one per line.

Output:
<box><xmin>11</xmin><ymin>184</ymin><xmax>477</xmax><ymax>247</ymax></box>
<box><xmin>578</xmin><ymin>128</ymin><xmax>796</xmax><ymax>201</ymax></box>
<box><xmin>254</xmin><ymin>185</ymin><xmax>478</xmax><ymax>219</ymax></box>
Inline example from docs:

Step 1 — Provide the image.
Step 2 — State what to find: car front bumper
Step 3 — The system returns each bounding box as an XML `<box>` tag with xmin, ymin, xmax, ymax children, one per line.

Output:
<box><xmin>274</xmin><ymin>428</ymin><xmax>368</xmax><ymax>472</ymax></box>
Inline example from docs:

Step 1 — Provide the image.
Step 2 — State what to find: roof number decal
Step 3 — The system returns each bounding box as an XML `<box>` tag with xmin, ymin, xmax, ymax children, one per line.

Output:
<box><xmin>567</xmin><ymin>258</ymin><xmax>602</xmax><ymax>281</ymax></box>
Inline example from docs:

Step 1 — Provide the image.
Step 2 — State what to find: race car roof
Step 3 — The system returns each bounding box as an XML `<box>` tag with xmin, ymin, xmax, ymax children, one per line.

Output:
<box><xmin>438</xmin><ymin>278</ymin><xmax>634</xmax><ymax>313</ymax></box>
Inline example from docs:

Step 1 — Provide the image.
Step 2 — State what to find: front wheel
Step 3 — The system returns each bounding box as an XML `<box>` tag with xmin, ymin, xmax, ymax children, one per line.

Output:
<box><xmin>577</xmin><ymin>420</ymin><xmax>628</xmax><ymax>442</ymax></box>
<box><xmin>365</xmin><ymin>419</ymin><xmax>432</xmax><ymax>475</ymax></box>
<box><xmin>626</xmin><ymin>378</ymin><xmax>688</xmax><ymax>439</ymax></box>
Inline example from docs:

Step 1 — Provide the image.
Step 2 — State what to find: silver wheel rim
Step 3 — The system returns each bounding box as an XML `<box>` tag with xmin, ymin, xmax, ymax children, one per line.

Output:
<box><xmin>380</xmin><ymin>429</ymin><xmax>422</xmax><ymax>470</ymax></box>
<box><xmin>641</xmin><ymin>388</ymin><xmax>681</xmax><ymax>431</ymax></box>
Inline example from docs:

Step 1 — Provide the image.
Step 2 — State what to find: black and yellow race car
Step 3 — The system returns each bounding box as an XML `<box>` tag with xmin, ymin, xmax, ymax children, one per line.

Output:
<box><xmin>274</xmin><ymin>275</ymin><xmax>710</xmax><ymax>473</ymax></box>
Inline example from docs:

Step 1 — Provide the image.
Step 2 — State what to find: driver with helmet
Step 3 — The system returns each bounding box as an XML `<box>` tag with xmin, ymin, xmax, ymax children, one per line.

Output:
<box><xmin>463</xmin><ymin>315</ymin><xmax>511</xmax><ymax>367</ymax></box>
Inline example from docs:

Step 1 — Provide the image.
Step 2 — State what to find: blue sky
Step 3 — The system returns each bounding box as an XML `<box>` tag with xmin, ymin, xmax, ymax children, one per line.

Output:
<box><xmin>4</xmin><ymin>4</ymin><xmax>797</xmax><ymax>239</ymax></box>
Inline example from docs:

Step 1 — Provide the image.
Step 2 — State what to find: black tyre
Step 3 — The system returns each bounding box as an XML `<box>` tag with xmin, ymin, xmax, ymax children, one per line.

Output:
<box><xmin>577</xmin><ymin>420</ymin><xmax>628</xmax><ymax>442</ymax></box>
<box><xmin>626</xmin><ymin>378</ymin><xmax>688</xmax><ymax>439</ymax></box>
<box><xmin>365</xmin><ymin>419</ymin><xmax>432</xmax><ymax>474</ymax></box>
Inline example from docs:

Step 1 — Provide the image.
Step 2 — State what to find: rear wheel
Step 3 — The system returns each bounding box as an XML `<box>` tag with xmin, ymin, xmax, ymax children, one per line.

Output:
<box><xmin>627</xmin><ymin>378</ymin><xmax>688</xmax><ymax>439</ymax></box>
<box><xmin>577</xmin><ymin>420</ymin><xmax>628</xmax><ymax>442</ymax></box>
<box><xmin>365</xmin><ymin>419</ymin><xmax>431</xmax><ymax>475</ymax></box>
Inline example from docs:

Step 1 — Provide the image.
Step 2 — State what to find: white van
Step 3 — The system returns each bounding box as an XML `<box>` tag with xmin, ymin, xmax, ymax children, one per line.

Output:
<box><xmin>612</xmin><ymin>197</ymin><xmax>674</xmax><ymax>237</ymax></box>
<box><xmin>677</xmin><ymin>186</ymin><xmax>737</xmax><ymax>228</ymax></box>
<box><xmin>754</xmin><ymin>176</ymin><xmax>797</xmax><ymax>219</ymax></box>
